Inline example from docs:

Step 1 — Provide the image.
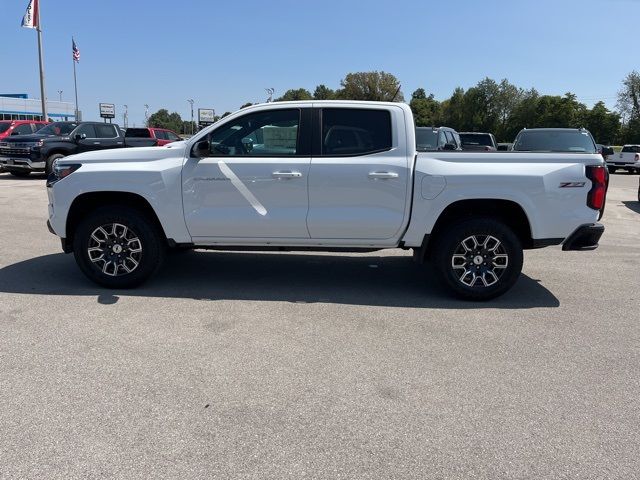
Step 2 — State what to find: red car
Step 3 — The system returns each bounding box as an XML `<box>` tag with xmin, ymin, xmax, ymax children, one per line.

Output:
<box><xmin>124</xmin><ymin>127</ymin><xmax>181</xmax><ymax>146</ymax></box>
<box><xmin>0</xmin><ymin>120</ymin><xmax>49</xmax><ymax>140</ymax></box>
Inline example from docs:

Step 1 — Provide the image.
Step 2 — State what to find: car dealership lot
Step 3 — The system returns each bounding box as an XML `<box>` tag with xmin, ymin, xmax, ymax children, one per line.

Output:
<box><xmin>0</xmin><ymin>173</ymin><xmax>639</xmax><ymax>479</ymax></box>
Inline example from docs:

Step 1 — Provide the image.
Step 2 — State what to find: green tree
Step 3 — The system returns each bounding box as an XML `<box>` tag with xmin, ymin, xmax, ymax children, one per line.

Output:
<box><xmin>440</xmin><ymin>87</ymin><xmax>465</xmax><ymax>130</ymax></box>
<box><xmin>409</xmin><ymin>88</ymin><xmax>441</xmax><ymax>127</ymax></box>
<box><xmin>148</xmin><ymin>109</ymin><xmax>183</xmax><ymax>133</ymax></box>
<box><xmin>240</xmin><ymin>102</ymin><xmax>254</xmax><ymax>109</ymax></box>
<box><xmin>617</xmin><ymin>70</ymin><xmax>640</xmax><ymax>119</ymax></box>
<box><xmin>583</xmin><ymin>101</ymin><xmax>620</xmax><ymax>144</ymax></box>
<box><xmin>336</xmin><ymin>71</ymin><xmax>404</xmax><ymax>101</ymax></box>
<box><xmin>313</xmin><ymin>84</ymin><xmax>335</xmax><ymax>100</ymax></box>
<box><xmin>221</xmin><ymin>111</ymin><xmax>232</xmax><ymax>118</ymax></box>
<box><xmin>275</xmin><ymin>88</ymin><xmax>313</xmax><ymax>102</ymax></box>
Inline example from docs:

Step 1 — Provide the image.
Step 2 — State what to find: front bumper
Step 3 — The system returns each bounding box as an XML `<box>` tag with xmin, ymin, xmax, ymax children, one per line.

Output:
<box><xmin>0</xmin><ymin>156</ymin><xmax>45</xmax><ymax>171</ymax></box>
<box><xmin>562</xmin><ymin>223</ymin><xmax>605</xmax><ymax>251</ymax></box>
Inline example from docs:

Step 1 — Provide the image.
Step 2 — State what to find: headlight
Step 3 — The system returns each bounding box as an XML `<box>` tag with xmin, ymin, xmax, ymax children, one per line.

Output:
<box><xmin>46</xmin><ymin>162</ymin><xmax>81</xmax><ymax>187</ymax></box>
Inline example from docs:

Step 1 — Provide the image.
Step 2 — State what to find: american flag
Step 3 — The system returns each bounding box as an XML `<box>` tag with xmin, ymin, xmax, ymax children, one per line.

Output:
<box><xmin>72</xmin><ymin>38</ymin><xmax>80</xmax><ymax>62</ymax></box>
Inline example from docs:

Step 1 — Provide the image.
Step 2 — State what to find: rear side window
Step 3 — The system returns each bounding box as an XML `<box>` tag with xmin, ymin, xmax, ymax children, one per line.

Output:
<box><xmin>125</xmin><ymin>128</ymin><xmax>152</xmax><ymax>138</ymax></box>
<box><xmin>621</xmin><ymin>145</ymin><xmax>640</xmax><ymax>153</ymax></box>
<box><xmin>321</xmin><ymin>108</ymin><xmax>391</xmax><ymax>156</ymax></box>
<box><xmin>154</xmin><ymin>130</ymin><xmax>168</xmax><ymax>140</ymax></box>
<box><xmin>75</xmin><ymin>124</ymin><xmax>97</xmax><ymax>138</ymax></box>
<box><xmin>95</xmin><ymin>124</ymin><xmax>119</xmax><ymax>138</ymax></box>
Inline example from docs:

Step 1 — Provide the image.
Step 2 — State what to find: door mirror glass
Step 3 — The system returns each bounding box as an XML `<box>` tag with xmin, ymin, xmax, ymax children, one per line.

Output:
<box><xmin>192</xmin><ymin>139</ymin><xmax>210</xmax><ymax>158</ymax></box>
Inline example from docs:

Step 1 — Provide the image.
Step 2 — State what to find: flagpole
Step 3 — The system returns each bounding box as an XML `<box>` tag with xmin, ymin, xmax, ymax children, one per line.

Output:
<box><xmin>36</xmin><ymin>2</ymin><xmax>47</xmax><ymax>120</ymax></box>
<box><xmin>72</xmin><ymin>38</ymin><xmax>79</xmax><ymax>120</ymax></box>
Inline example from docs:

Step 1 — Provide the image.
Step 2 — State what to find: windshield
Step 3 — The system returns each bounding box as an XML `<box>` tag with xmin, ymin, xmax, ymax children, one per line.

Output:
<box><xmin>37</xmin><ymin>122</ymin><xmax>79</xmax><ymax>136</ymax></box>
<box><xmin>513</xmin><ymin>130</ymin><xmax>596</xmax><ymax>153</ymax></box>
<box><xmin>416</xmin><ymin>128</ymin><xmax>438</xmax><ymax>151</ymax></box>
<box><xmin>460</xmin><ymin>133</ymin><xmax>493</xmax><ymax>147</ymax></box>
<box><xmin>621</xmin><ymin>145</ymin><xmax>640</xmax><ymax>153</ymax></box>
<box><xmin>0</xmin><ymin>123</ymin><xmax>11</xmax><ymax>134</ymax></box>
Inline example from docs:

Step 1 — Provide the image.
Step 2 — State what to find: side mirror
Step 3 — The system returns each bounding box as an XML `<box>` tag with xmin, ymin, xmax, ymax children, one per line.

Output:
<box><xmin>602</xmin><ymin>146</ymin><xmax>614</xmax><ymax>156</ymax></box>
<box><xmin>443</xmin><ymin>143</ymin><xmax>457</xmax><ymax>151</ymax></box>
<box><xmin>192</xmin><ymin>139</ymin><xmax>210</xmax><ymax>158</ymax></box>
<box><xmin>74</xmin><ymin>133</ymin><xmax>86</xmax><ymax>141</ymax></box>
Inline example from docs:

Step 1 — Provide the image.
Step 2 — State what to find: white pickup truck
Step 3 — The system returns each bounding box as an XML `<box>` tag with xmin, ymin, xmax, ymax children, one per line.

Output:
<box><xmin>606</xmin><ymin>144</ymin><xmax>640</xmax><ymax>174</ymax></box>
<box><xmin>46</xmin><ymin>101</ymin><xmax>607</xmax><ymax>300</ymax></box>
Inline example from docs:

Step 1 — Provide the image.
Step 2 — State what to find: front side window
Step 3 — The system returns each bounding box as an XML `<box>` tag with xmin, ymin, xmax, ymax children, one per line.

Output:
<box><xmin>206</xmin><ymin>109</ymin><xmax>300</xmax><ymax>156</ymax></box>
<box><xmin>321</xmin><ymin>108</ymin><xmax>391</xmax><ymax>156</ymax></box>
<box><xmin>0</xmin><ymin>122</ymin><xmax>11</xmax><ymax>134</ymax></box>
<box><xmin>75</xmin><ymin>124</ymin><xmax>97</xmax><ymax>138</ymax></box>
<box><xmin>438</xmin><ymin>130</ymin><xmax>447</xmax><ymax>148</ymax></box>
<box><xmin>166</xmin><ymin>131</ymin><xmax>181</xmax><ymax>141</ymax></box>
<box><xmin>95</xmin><ymin>124</ymin><xmax>118</xmax><ymax>138</ymax></box>
<box><xmin>416</xmin><ymin>128</ymin><xmax>438</xmax><ymax>151</ymax></box>
<box><xmin>154</xmin><ymin>130</ymin><xmax>168</xmax><ymax>140</ymax></box>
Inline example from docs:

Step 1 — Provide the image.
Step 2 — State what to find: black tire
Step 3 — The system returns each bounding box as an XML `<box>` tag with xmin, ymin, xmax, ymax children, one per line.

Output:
<box><xmin>72</xmin><ymin>206</ymin><xmax>165</xmax><ymax>288</ymax></box>
<box><xmin>45</xmin><ymin>153</ymin><xmax>65</xmax><ymax>176</ymax></box>
<box><xmin>9</xmin><ymin>170</ymin><xmax>31</xmax><ymax>177</ymax></box>
<box><xmin>433</xmin><ymin>218</ymin><xmax>523</xmax><ymax>301</ymax></box>
<box><xmin>607</xmin><ymin>166</ymin><xmax>616</xmax><ymax>174</ymax></box>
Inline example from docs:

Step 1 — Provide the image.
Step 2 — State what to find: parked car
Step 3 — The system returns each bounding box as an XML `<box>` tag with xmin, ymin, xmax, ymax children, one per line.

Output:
<box><xmin>0</xmin><ymin>120</ymin><xmax>48</xmax><ymax>140</ymax></box>
<box><xmin>415</xmin><ymin>126</ymin><xmax>462</xmax><ymax>151</ymax></box>
<box><xmin>596</xmin><ymin>144</ymin><xmax>615</xmax><ymax>161</ymax></box>
<box><xmin>459</xmin><ymin>132</ymin><xmax>497</xmax><ymax>151</ymax></box>
<box><xmin>46</xmin><ymin>101</ymin><xmax>606</xmax><ymax>300</ymax></box>
<box><xmin>606</xmin><ymin>145</ymin><xmax>640</xmax><ymax>174</ymax></box>
<box><xmin>0</xmin><ymin>121</ymin><xmax>158</xmax><ymax>177</ymax></box>
<box><xmin>125</xmin><ymin>127</ymin><xmax>182</xmax><ymax>146</ymax></box>
<box><xmin>512</xmin><ymin>128</ymin><xmax>598</xmax><ymax>153</ymax></box>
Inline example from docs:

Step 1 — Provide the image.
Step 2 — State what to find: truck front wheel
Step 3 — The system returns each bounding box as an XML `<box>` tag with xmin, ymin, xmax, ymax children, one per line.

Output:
<box><xmin>72</xmin><ymin>206</ymin><xmax>165</xmax><ymax>288</ymax></box>
<box><xmin>45</xmin><ymin>154</ymin><xmax>65</xmax><ymax>175</ymax></box>
<box><xmin>433</xmin><ymin>218</ymin><xmax>523</xmax><ymax>300</ymax></box>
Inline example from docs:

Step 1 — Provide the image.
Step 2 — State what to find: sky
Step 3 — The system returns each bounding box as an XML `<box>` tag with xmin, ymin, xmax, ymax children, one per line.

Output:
<box><xmin>1</xmin><ymin>0</ymin><xmax>638</xmax><ymax>126</ymax></box>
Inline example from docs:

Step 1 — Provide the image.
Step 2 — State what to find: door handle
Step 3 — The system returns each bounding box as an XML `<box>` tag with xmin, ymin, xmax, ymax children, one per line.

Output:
<box><xmin>368</xmin><ymin>171</ymin><xmax>398</xmax><ymax>179</ymax></box>
<box><xmin>272</xmin><ymin>171</ymin><xmax>302</xmax><ymax>179</ymax></box>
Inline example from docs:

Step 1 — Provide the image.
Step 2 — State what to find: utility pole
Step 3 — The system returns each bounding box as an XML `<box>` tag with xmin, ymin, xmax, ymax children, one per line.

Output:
<box><xmin>57</xmin><ymin>90</ymin><xmax>62</xmax><ymax>102</ymax></box>
<box><xmin>187</xmin><ymin>99</ymin><xmax>194</xmax><ymax>135</ymax></box>
<box><xmin>144</xmin><ymin>104</ymin><xmax>149</xmax><ymax>126</ymax></box>
<box><xmin>36</xmin><ymin>5</ymin><xmax>47</xmax><ymax>119</ymax></box>
<box><xmin>123</xmin><ymin>104</ymin><xmax>128</xmax><ymax>129</ymax></box>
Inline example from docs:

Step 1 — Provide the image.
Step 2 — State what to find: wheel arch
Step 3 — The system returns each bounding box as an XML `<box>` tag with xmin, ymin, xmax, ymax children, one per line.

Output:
<box><xmin>416</xmin><ymin>199</ymin><xmax>533</xmax><ymax>262</ymax></box>
<box><xmin>64</xmin><ymin>191</ymin><xmax>167</xmax><ymax>252</ymax></box>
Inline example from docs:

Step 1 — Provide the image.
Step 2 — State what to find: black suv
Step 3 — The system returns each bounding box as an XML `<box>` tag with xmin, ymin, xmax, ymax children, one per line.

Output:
<box><xmin>415</xmin><ymin>126</ymin><xmax>462</xmax><ymax>152</ymax></box>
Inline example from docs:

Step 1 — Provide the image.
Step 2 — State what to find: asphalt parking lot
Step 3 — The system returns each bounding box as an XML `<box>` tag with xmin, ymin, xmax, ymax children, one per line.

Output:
<box><xmin>0</xmin><ymin>172</ymin><xmax>638</xmax><ymax>479</ymax></box>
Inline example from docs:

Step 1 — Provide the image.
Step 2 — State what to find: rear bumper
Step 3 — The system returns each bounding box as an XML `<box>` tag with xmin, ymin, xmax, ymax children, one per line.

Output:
<box><xmin>562</xmin><ymin>223</ymin><xmax>604</xmax><ymax>251</ymax></box>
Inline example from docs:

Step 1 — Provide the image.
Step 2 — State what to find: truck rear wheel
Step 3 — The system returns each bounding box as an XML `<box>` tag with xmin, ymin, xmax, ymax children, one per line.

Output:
<box><xmin>433</xmin><ymin>218</ymin><xmax>523</xmax><ymax>300</ymax></box>
<box><xmin>72</xmin><ymin>206</ymin><xmax>165</xmax><ymax>288</ymax></box>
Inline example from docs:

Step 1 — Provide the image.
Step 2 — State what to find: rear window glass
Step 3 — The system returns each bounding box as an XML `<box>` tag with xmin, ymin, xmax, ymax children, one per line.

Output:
<box><xmin>513</xmin><ymin>130</ymin><xmax>596</xmax><ymax>153</ymax></box>
<box><xmin>416</xmin><ymin>128</ymin><xmax>438</xmax><ymax>151</ymax></box>
<box><xmin>621</xmin><ymin>145</ymin><xmax>640</xmax><ymax>153</ymax></box>
<box><xmin>125</xmin><ymin>128</ymin><xmax>152</xmax><ymax>138</ymax></box>
<box><xmin>321</xmin><ymin>108</ymin><xmax>391</xmax><ymax>156</ymax></box>
<box><xmin>460</xmin><ymin>133</ymin><xmax>493</xmax><ymax>146</ymax></box>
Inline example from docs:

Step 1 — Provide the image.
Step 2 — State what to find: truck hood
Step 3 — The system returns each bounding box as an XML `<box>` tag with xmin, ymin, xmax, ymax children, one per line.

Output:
<box><xmin>1</xmin><ymin>133</ymin><xmax>60</xmax><ymax>143</ymax></box>
<box><xmin>62</xmin><ymin>143</ymin><xmax>188</xmax><ymax>164</ymax></box>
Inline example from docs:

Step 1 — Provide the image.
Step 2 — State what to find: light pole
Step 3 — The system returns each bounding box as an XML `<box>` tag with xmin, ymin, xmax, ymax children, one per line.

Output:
<box><xmin>265</xmin><ymin>88</ymin><xmax>274</xmax><ymax>103</ymax></box>
<box><xmin>144</xmin><ymin>104</ymin><xmax>149</xmax><ymax>126</ymax></box>
<box><xmin>57</xmin><ymin>90</ymin><xmax>63</xmax><ymax>102</ymax></box>
<box><xmin>187</xmin><ymin>99</ymin><xmax>194</xmax><ymax>135</ymax></box>
<box><xmin>123</xmin><ymin>104</ymin><xmax>128</xmax><ymax>129</ymax></box>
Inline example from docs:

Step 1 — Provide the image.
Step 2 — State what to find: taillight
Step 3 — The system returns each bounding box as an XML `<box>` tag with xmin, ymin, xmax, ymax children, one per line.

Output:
<box><xmin>585</xmin><ymin>165</ymin><xmax>607</xmax><ymax>214</ymax></box>
<box><xmin>635</xmin><ymin>153</ymin><xmax>639</xmax><ymax>161</ymax></box>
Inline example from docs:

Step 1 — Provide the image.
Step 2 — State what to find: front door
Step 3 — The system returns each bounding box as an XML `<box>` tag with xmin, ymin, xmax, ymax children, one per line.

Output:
<box><xmin>182</xmin><ymin>107</ymin><xmax>312</xmax><ymax>240</ymax></box>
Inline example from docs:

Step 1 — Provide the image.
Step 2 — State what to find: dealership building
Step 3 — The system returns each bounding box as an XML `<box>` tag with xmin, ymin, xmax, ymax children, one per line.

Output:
<box><xmin>0</xmin><ymin>93</ymin><xmax>76</xmax><ymax>121</ymax></box>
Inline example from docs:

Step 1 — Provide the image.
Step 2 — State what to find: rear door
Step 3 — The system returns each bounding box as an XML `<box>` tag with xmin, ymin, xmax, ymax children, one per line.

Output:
<box><xmin>306</xmin><ymin>106</ymin><xmax>410</xmax><ymax>240</ymax></box>
<box><xmin>94</xmin><ymin>124</ymin><xmax>124</xmax><ymax>149</ymax></box>
<box><xmin>182</xmin><ymin>106</ymin><xmax>312</xmax><ymax>239</ymax></box>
